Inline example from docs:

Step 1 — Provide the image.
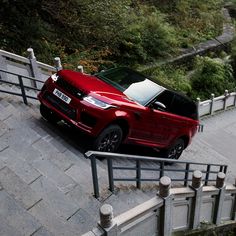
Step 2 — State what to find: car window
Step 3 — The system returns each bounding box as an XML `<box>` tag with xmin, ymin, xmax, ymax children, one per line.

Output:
<box><xmin>154</xmin><ymin>90</ymin><xmax>174</xmax><ymax>111</ymax></box>
<box><xmin>171</xmin><ymin>94</ymin><xmax>198</xmax><ymax>119</ymax></box>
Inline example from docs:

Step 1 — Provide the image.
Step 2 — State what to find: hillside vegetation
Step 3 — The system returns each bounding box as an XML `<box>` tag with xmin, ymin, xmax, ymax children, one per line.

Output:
<box><xmin>1</xmin><ymin>0</ymin><xmax>236</xmax><ymax>100</ymax></box>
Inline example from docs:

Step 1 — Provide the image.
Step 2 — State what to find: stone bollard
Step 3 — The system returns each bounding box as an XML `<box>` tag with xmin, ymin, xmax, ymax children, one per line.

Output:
<box><xmin>159</xmin><ymin>176</ymin><xmax>171</xmax><ymax>198</ymax></box>
<box><xmin>158</xmin><ymin>176</ymin><xmax>172</xmax><ymax>236</ymax></box>
<box><xmin>224</xmin><ymin>90</ymin><xmax>229</xmax><ymax>110</ymax></box>
<box><xmin>190</xmin><ymin>170</ymin><xmax>203</xmax><ymax>229</ymax></box>
<box><xmin>99</xmin><ymin>204</ymin><xmax>117</xmax><ymax>236</ymax></box>
<box><xmin>54</xmin><ymin>57</ymin><xmax>62</xmax><ymax>71</ymax></box>
<box><xmin>216</xmin><ymin>172</ymin><xmax>225</xmax><ymax>188</ymax></box>
<box><xmin>100</xmin><ymin>204</ymin><xmax>113</xmax><ymax>228</ymax></box>
<box><xmin>214</xmin><ymin>172</ymin><xmax>226</xmax><ymax>225</ymax></box>
<box><xmin>192</xmin><ymin>170</ymin><xmax>202</xmax><ymax>189</ymax></box>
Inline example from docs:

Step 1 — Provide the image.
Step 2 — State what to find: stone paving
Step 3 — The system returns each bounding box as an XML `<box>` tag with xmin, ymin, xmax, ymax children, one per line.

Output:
<box><xmin>0</xmin><ymin>92</ymin><xmax>236</xmax><ymax>235</ymax></box>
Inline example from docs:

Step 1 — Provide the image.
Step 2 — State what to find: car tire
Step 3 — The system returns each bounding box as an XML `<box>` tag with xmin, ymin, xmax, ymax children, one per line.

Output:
<box><xmin>40</xmin><ymin>104</ymin><xmax>60</xmax><ymax>123</ymax></box>
<box><xmin>93</xmin><ymin>125</ymin><xmax>123</xmax><ymax>152</ymax></box>
<box><xmin>163</xmin><ymin>138</ymin><xmax>185</xmax><ymax>160</ymax></box>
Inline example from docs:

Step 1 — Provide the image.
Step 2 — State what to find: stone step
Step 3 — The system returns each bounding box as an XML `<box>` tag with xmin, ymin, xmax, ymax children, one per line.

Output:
<box><xmin>0</xmin><ymin>148</ymin><xmax>42</xmax><ymax>184</ymax></box>
<box><xmin>0</xmin><ymin>166</ymin><xmax>42</xmax><ymax>210</ymax></box>
<box><xmin>28</xmin><ymin>199</ymin><xmax>84</xmax><ymax>236</ymax></box>
<box><xmin>30</xmin><ymin>175</ymin><xmax>80</xmax><ymax>221</ymax></box>
<box><xmin>0</xmin><ymin>189</ymin><xmax>42</xmax><ymax>236</ymax></box>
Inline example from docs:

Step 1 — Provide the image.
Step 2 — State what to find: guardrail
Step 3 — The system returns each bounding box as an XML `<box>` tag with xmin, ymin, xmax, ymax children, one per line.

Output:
<box><xmin>85</xmin><ymin>151</ymin><xmax>227</xmax><ymax>199</ymax></box>
<box><xmin>198</xmin><ymin>90</ymin><xmax>236</xmax><ymax>117</ymax></box>
<box><xmin>0</xmin><ymin>68</ymin><xmax>44</xmax><ymax>105</ymax></box>
<box><xmin>82</xmin><ymin>171</ymin><xmax>236</xmax><ymax>236</ymax></box>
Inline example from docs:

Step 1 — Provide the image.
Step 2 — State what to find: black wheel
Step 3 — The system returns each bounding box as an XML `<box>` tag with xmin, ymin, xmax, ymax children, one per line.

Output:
<box><xmin>40</xmin><ymin>104</ymin><xmax>60</xmax><ymax>123</ymax></box>
<box><xmin>163</xmin><ymin>138</ymin><xmax>185</xmax><ymax>160</ymax></box>
<box><xmin>93</xmin><ymin>125</ymin><xmax>123</xmax><ymax>152</ymax></box>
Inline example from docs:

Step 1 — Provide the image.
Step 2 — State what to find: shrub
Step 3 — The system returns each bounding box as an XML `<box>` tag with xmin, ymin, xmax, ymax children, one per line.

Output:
<box><xmin>190</xmin><ymin>56</ymin><xmax>236</xmax><ymax>100</ymax></box>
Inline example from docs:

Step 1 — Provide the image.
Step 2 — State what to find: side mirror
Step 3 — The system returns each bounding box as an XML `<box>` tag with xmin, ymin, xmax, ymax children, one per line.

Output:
<box><xmin>153</xmin><ymin>101</ymin><xmax>166</xmax><ymax>111</ymax></box>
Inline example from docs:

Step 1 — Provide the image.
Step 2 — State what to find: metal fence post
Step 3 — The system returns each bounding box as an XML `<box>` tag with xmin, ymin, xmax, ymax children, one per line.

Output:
<box><xmin>210</xmin><ymin>93</ymin><xmax>215</xmax><ymax>115</ymax></box>
<box><xmin>184</xmin><ymin>163</ymin><xmax>190</xmax><ymax>186</ymax></box>
<box><xmin>90</xmin><ymin>155</ymin><xmax>100</xmax><ymax>198</ymax></box>
<box><xmin>213</xmin><ymin>172</ymin><xmax>226</xmax><ymax>225</ymax></box>
<box><xmin>107</xmin><ymin>158</ymin><xmax>114</xmax><ymax>193</ymax></box>
<box><xmin>158</xmin><ymin>176</ymin><xmax>172</xmax><ymax>236</ymax></box>
<box><xmin>232</xmin><ymin>178</ymin><xmax>236</xmax><ymax>221</ymax></box>
<box><xmin>190</xmin><ymin>170</ymin><xmax>203</xmax><ymax>229</ymax></box>
<box><xmin>136</xmin><ymin>160</ymin><xmax>141</xmax><ymax>189</ymax></box>
<box><xmin>18</xmin><ymin>75</ymin><xmax>28</xmax><ymax>105</ymax></box>
<box><xmin>205</xmin><ymin>165</ymin><xmax>211</xmax><ymax>186</ymax></box>
<box><xmin>99</xmin><ymin>204</ymin><xmax>117</xmax><ymax>236</ymax></box>
<box><xmin>223</xmin><ymin>90</ymin><xmax>229</xmax><ymax>110</ymax></box>
<box><xmin>27</xmin><ymin>48</ymin><xmax>41</xmax><ymax>88</ymax></box>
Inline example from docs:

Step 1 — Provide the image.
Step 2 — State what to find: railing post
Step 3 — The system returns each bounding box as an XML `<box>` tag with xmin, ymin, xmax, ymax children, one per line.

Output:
<box><xmin>54</xmin><ymin>57</ymin><xmax>62</xmax><ymax>71</ymax></box>
<box><xmin>232</xmin><ymin>178</ymin><xmax>236</xmax><ymax>221</ymax></box>
<box><xmin>190</xmin><ymin>170</ymin><xmax>203</xmax><ymax>229</ymax></box>
<box><xmin>196</xmin><ymin>97</ymin><xmax>201</xmax><ymax>118</ymax></box>
<box><xmin>223</xmin><ymin>90</ymin><xmax>229</xmax><ymax>110</ymax></box>
<box><xmin>107</xmin><ymin>158</ymin><xmax>114</xmax><ymax>193</ymax></box>
<box><xmin>27</xmin><ymin>48</ymin><xmax>41</xmax><ymax>88</ymax></box>
<box><xmin>184</xmin><ymin>163</ymin><xmax>190</xmax><ymax>186</ymax></box>
<box><xmin>205</xmin><ymin>165</ymin><xmax>211</xmax><ymax>186</ymax></box>
<box><xmin>213</xmin><ymin>172</ymin><xmax>226</xmax><ymax>225</ymax></box>
<box><xmin>90</xmin><ymin>155</ymin><xmax>100</xmax><ymax>198</ymax></box>
<box><xmin>158</xmin><ymin>176</ymin><xmax>172</xmax><ymax>236</ymax></box>
<box><xmin>99</xmin><ymin>204</ymin><xmax>117</xmax><ymax>236</ymax></box>
<box><xmin>159</xmin><ymin>161</ymin><xmax>164</xmax><ymax>179</ymax></box>
<box><xmin>136</xmin><ymin>160</ymin><xmax>141</xmax><ymax>189</ymax></box>
<box><xmin>210</xmin><ymin>93</ymin><xmax>215</xmax><ymax>115</ymax></box>
<box><xmin>18</xmin><ymin>75</ymin><xmax>28</xmax><ymax>105</ymax></box>
<box><xmin>0</xmin><ymin>53</ymin><xmax>8</xmax><ymax>81</ymax></box>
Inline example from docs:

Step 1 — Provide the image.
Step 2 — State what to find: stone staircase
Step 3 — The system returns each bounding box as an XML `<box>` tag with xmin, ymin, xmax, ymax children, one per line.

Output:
<box><xmin>0</xmin><ymin>91</ymin><xmax>155</xmax><ymax>235</ymax></box>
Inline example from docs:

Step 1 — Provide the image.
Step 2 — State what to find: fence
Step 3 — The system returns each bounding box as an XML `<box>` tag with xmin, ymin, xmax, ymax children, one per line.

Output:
<box><xmin>198</xmin><ymin>90</ymin><xmax>236</xmax><ymax>117</ymax></box>
<box><xmin>0</xmin><ymin>68</ymin><xmax>44</xmax><ymax>105</ymax></box>
<box><xmin>82</xmin><ymin>171</ymin><xmax>236</xmax><ymax>236</ymax></box>
<box><xmin>85</xmin><ymin>151</ymin><xmax>227</xmax><ymax>199</ymax></box>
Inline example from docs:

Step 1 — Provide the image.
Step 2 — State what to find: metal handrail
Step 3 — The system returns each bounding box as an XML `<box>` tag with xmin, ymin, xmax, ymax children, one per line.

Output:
<box><xmin>85</xmin><ymin>151</ymin><xmax>228</xmax><ymax>198</ymax></box>
<box><xmin>0</xmin><ymin>68</ymin><xmax>44</xmax><ymax>104</ymax></box>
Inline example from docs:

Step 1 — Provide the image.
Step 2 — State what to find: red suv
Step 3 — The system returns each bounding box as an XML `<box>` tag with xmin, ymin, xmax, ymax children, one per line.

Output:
<box><xmin>38</xmin><ymin>67</ymin><xmax>199</xmax><ymax>159</ymax></box>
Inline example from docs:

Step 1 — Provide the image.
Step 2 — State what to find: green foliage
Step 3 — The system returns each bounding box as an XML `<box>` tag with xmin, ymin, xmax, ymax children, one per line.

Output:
<box><xmin>119</xmin><ymin>5</ymin><xmax>178</xmax><ymax>63</ymax></box>
<box><xmin>190</xmin><ymin>56</ymin><xmax>236</xmax><ymax>100</ymax></box>
<box><xmin>0</xmin><ymin>0</ymin><xmax>224</xmax><ymax>72</ymax></box>
<box><xmin>144</xmin><ymin>65</ymin><xmax>192</xmax><ymax>96</ymax></box>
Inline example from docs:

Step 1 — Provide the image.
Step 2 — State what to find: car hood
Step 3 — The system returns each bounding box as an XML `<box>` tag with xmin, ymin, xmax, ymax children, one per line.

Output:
<box><xmin>57</xmin><ymin>70</ymin><xmax>138</xmax><ymax>105</ymax></box>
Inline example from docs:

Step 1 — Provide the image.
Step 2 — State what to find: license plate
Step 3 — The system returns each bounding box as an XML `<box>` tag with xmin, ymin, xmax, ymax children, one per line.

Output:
<box><xmin>53</xmin><ymin>88</ymin><xmax>71</xmax><ymax>104</ymax></box>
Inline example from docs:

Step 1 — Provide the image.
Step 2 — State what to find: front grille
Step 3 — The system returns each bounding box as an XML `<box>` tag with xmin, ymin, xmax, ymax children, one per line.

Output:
<box><xmin>57</xmin><ymin>78</ymin><xmax>85</xmax><ymax>99</ymax></box>
<box><xmin>44</xmin><ymin>92</ymin><xmax>76</xmax><ymax>120</ymax></box>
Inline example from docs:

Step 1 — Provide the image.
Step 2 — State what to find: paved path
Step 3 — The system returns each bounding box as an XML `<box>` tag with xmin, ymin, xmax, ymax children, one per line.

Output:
<box><xmin>0</xmin><ymin>92</ymin><xmax>236</xmax><ymax>235</ymax></box>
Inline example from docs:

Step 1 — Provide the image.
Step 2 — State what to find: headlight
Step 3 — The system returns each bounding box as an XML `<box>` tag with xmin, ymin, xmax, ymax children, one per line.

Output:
<box><xmin>83</xmin><ymin>96</ymin><xmax>116</xmax><ymax>109</ymax></box>
<box><xmin>51</xmin><ymin>73</ymin><xmax>59</xmax><ymax>82</ymax></box>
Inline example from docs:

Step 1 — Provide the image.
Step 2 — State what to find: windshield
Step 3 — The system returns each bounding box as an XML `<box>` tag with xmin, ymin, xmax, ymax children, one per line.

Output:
<box><xmin>96</xmin><ymin>68</ymin><xmax>164</xmax><ymax>105</ymax></box>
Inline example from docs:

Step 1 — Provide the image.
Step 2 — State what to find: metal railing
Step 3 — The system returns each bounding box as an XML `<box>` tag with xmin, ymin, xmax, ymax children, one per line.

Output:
<box><xmin>85</xmin><ymin>151</ymin><xmax>228</xmax><ymax>198</ymax></box>
<box><xmin>0</xmin><ymin>68</ymin><xmax>44</xmax><ymax>105</ymax></box>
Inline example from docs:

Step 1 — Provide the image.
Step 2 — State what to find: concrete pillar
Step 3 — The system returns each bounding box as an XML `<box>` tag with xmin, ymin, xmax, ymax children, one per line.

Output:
<box><xmin>99</xmin><ymin>204</ymin><xmax>117</xmax><ymax>236</ymax></box>
<box><xmin>190</xmin><ymin>170</ymin><xmax>203</xmax><ymax>229</ymax></box>
<box><xmin>54</xmin><ymin>57</ymin><xmax>62</xmax><ymax>71</ymax></box>
<box><xmin>27</xmin><ymin>48</ymin><xmax>41</xmax><ymax>88</ymax></box>
<box><xmin>213</xmin><ymin>172</ymin><xmax>226</xmax><ymax>225</ymax></box>
<box><xmin>210</xmin><ymin>93</ymin><xmax>215</xmax><ymax>115</ymax></box>
<box><xmin>0</xmin><ymin>53</ymin><xmax>8</xmax><ymax>81</ymax></box>
<box><xmin>223</xmin><ymin>90</ymin><xmax>229</xmax><ymax>110</ymax></box>
<box><xmin>158</xmin><ymin>176</ymin><xmax>172</xmax><ymax>236</ymax></box>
